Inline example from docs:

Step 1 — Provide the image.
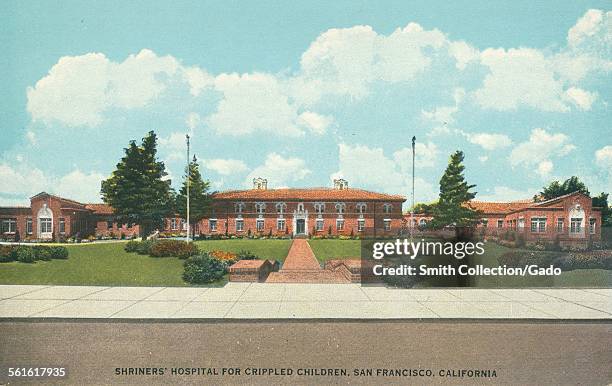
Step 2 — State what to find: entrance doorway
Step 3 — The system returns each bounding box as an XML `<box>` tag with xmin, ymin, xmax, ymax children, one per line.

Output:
<box><xmin>296</xmin><ymin>219</ymin><xmax>305</xmax><ymax>235</ymax></box>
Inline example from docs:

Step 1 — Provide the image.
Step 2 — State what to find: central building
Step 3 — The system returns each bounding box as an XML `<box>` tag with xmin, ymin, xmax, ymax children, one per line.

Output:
<box><xmin>190</xmin><ymin>178</ymin><xmax>406</xmax><ymax>237</ymax></box>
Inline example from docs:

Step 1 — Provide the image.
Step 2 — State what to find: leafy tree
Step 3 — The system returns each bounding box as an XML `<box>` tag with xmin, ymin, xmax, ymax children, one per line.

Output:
<box><xmin>175</xmin><ymin>155</ymin><xmax>213</xmax><ymax>237</ymax></box>
<box><xmin>410</xmin><ymin>201</ymin><xmax>438</xmax><ymax>214</ymax></box>
<box><xmin>101</xmin><ymin>131</ymin><xmax>173</xmax><ymax>238</ymax></box>
<box><xmin>535</xmin><ymin>176</ymin><xmax>589</xmax><ymax>201</ymax></box>
<box><xmin>429</xmin><ymin>151</ymin><xmax>481</xmax><ymax>233</ymax></box>
<box><xmin>592</xmin><ymin>192</ymin><xmax>611</xmax><ymax>227</ymax></box>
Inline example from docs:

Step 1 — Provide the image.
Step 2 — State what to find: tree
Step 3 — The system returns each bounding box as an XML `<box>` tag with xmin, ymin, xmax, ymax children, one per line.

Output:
<box><xmin>592</xmin><ymin>192</ymin><xmax>611</xmax><ymax>227</ymax></box>
<box><xmin>175</xmin><ymin>155</ymin><xmax>212</xmax><ymax>237</ymax></box>
<box><xmin>429</xmin><ymin>151</ymin><xmax>481</xmax><ymax>234</ymax></box>
<box><xmin>101</xmin><ymin>131</ymin><xmax>173</xmax><ymax>238</ymax></box>
<box><xmin>535</xmin><ymin>176</ymin><xmax>589</xmax><ymax>201</ymax></box>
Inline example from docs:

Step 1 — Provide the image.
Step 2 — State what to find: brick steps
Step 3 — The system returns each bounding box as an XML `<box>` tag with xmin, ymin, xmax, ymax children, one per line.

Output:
<box><xmin>265</xmin><ymin>270</ymin><xmax>350</xmax><ymax>283</ymax></box>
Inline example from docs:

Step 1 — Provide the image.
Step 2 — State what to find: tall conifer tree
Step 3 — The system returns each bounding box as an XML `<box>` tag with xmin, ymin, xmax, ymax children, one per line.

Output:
<box><xmin>175</xmin><ymin>156</ymin><xmax>212</xmax><ymax>237</ymax></box>
<box><xmin>101</xmin><ymin>131</ymin><xmax>173</xmax><ymax>237</ymax></box>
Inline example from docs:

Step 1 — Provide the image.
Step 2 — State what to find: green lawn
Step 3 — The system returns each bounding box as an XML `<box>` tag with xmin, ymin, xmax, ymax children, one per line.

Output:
<box><xmin>194</xmin><ymin>239</ymin><xmax>292</xmax><ymax>261</ymax></box>
<box><xmin>0</xmin><ymin>239</ymin><xmax>609</xmax><ymax>287</ymax></box>
<box><xmin>307</xmin><ymin>239</ymin><xmax>361</xmax><ymax>262</ymax></box>
<box><xmin>0</xmin><ymin>242</ymin><xmax>199</xmax><ymax>287</ymax></box>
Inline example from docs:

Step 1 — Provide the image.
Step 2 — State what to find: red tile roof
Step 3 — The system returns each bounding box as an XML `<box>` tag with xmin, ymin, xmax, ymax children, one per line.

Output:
<box><xmin>85</xmin><ymin>203</ymin><xmax>114</xmax><ymax>215</ymax></box>
<box><xmin>213</xmin><ymin>188</ymin><xmax>405</xmax><ymax>201</ymax></box>
<box><xmin>466</xmin><ymin>200</ymin><xmax>532</xmax><ymax>214</ymax></box>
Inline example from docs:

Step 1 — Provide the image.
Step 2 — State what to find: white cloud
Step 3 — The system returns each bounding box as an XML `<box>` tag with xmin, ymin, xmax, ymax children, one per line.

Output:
<box><xmin>297</xmin><ymin>111</ymin><xmax>333</xmax><ymax>135</ymax></box>
<box><xmin>564</xmin><ymin>87</ymin><xmax>597</xmax><ymax>110</ymax></box>
<box><xmin>26</xmin><ymin>131</ymin><xmax>36</xmax><ymax>145</ymax></box>
<box><xmin>478</xmin><ymin>156</ymin><xmax>488</xmax><ymax>163</ymax></box>
<box><xmin>183</xmin><ymin>66</ymin><xmax>214</xmax><ymax>96</ymax></box>
<box><xmin>205</xmin><ymin>159</ymin><xmax>248</xmax><ymax>176</ymax></box>
<box><xmin>208</xmin><ymin>73</ymin><xmax>304</xmax><ymax>137</ymax></box>
<box><xmin>245</xmin><ymin>153</ymin><xmax>311</xmax><ymax>188</ymax></box>
<box><xmin>392</xmin><ymin>142</ymin><xmax>438</xmax><ymax>168</ymax></box>
<box><xmin>159</xmin><ymin>131</ymin><xmax>190</xmax><ymax>162</ymax></box>
<box><xmin>332</xmin><ymin>143</ymin><xmax>436</xmax><ymax>202</ymax></box>
<box><xmin>0</xmin><ymin>164</ymin><xmax>104</xmax><ymax>204</ymax></box>
<box><xmin>477</xmin><ymin>186</ymin><xmax>538</xmax><ymax>202</ymax></box>
<box><xmin>185</xmin><ymin>112</ymin><xmax>201</xmax><ymax>130</ymax></box>
<box><xmin>27</xmin><ymin>49</ymin><xmax>188</xmax><ymax>127</ymax></box>
<box><xmin>467</xmin><ymin>133</ymin><xmax>512</xmax><ymax>150</ymax></box>
<box><xmin>595</xmin><ymin>145</ymin><xmax>612</xmax><ymax>168</ymax></box>
<box><xmin>567</xmin><ymin>9</ymin><xmax>608</xmax><ymax>48</ymax></box>
<box><xmin>510</xmin><ymin>128</ymin><xmax>575</xmax><ymax>175</ymax></box>
<box><xmin>536</xmin><ymin>160</ymin><xmax>554</xmax><ymax>178</ymax></box>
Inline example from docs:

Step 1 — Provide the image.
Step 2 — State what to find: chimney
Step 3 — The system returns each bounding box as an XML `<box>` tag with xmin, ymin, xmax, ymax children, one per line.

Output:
<box><xmin>333</xmin><ymin>178</ymin><xmax>348</xmax><ymax>190</ymax></box>
<box><xmin>253</xmin><ymin>177</ymin><xmax>268</xmax><ymax>190</ymax></box>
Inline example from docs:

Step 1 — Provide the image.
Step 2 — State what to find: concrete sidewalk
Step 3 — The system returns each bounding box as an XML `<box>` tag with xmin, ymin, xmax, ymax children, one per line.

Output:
<box><xmin>0</xmin><ymin>284</ymin><xmax>610</xmax><ymax>319</ymax></box>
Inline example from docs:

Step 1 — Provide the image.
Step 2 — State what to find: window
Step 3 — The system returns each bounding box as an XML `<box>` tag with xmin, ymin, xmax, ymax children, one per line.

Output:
<box><xmin>384</xmin><ymin>219</ymin><xmax>391</xmax><ymax>231</ymax></box>
<box><xmin>297</xmin><ymin>202</ymin><xmax>304</xmax><ymax>212</ymax></box>
<box><xmin>209</xmin><ymin>219</ymin><xmax>217</xmax><ymax>232</ymax></box>
<box><xmin>234</xmin><ymin>202</ymin><xmax>244</xmax><ymax>214</ymax></box>
<box><xmin>556</xmin><ymin>218</ymin><xmax>564</xmax><ymax>232</ymax></box>
<box><xmin>383</xmin><ymin>203</ymin><xmax>392</xmax><ymax>214</ymax></box>
<box><xmin>570</xmin><ymin>218</ymin><xmax>582</xmax><ymax>233</ymax></box>
<box><xmin>518</xmin><ymin>218</ymin><xmax>524</xmax><ymax>229</ymax></box>
<box><xmin>589</xmin><ymin>218</ymin><xmax>596</xmax><ymax>234</ymax></box>
<box><xmin>530</xmin><ymin>217</ymin><xmax>546</xmax><ymax>233</ymax></box>
<box><xmin>107</xmin><ymin>220</ymin><xmax>114</xmax><ymax>230</ymax></box>
<box><xmin>40</xmin><ymin>218</ymin><xmax>52</xmax><ymax>234</ymax></box>
<box><xmin>235</xmin><ymin>219</ymin><xmax>244</xmax><ymax>232</ymax></box>
<box><xmin>357</xmin><ymin>219</ymin><xmax>365</xmax><ymax>232</ymax></box>
<box><xmin>356</xmin><ymin>203</ymin><xmax>367</xmax><ymax>214</ymax></box>
<box><xmin>256</xmin><ymin>219</ymin><xmax>264</xmax><ymax>231</ymax></box>
<box><xmin>1</xmin><ymin>219</ymin><xmax>16</xmax><ymax>233</ymax></box>
<box><xmin>255</xmin><ymin>202</ymin><xmax>266</xmax><ymax>215</ymax></box>
<box><xmin>277</xmin><ymin>219</ymin><xmax>286</xmax><ymax>231</ymax></box>
<box><xmin>314</xmin><ymin>202</ymin><xmax>325</xmax><ymax>215</ymax></box>
<box><xmin>482</xmin><ymin>219</ymin><xmax>488</xmax><ymax>227</ymax></box>
<box><xmin>170</xmin><ymin>218</ymin><xmax>177</xmax><ymax>230</ymax></box>
<box><xmin>497</xmin><ymin>219</ymin><xmax>503</xmax><ymax>228</ymax></box>
<box><xmin>419</xmin><ymin>219</ymin><xmax>427</xmax><ymax>226</ymax></box>
<box><xmin>335</xmin><ymin>202</ymin><xmax>346</xmax><ymax>215</ymax></box>
<box><xmin>336</xmin><ymin>219</ymin><xmax>344</xmax><ymax>231</ymax></box>
<box><xmin>59</xmin><ymin>218</ymin><xmax>66</xmax><ymax>234</ymax></box>
<box><xmin>316</xmin><ymin>219</ymin><xmax>324</xmax><ymax>231</ymax></box>
<box><xmin>26</xmin><ymin>218</ymin><xmax>32</xmax><ymax>234</ymax></box>
<box><xmin>276</xmin><ymin>202</ymin><xmax>286</xmax><ymax>214</ymax></box>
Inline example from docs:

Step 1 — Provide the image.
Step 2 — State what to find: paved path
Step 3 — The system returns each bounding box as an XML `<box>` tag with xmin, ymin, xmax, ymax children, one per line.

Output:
<box><xmin>266</xmin><ymin>239</ymin><xmax>350</xmax><ymax>283</ymax></box>
<box><xmin>278</xmin><ymin>239</ymin><xmax>321</xmax><ymax>270</ymax></box>
<box><xmin>1</xmin><ymin>284</ymin><xmax>610</xmax><ymax>319</ymax></box>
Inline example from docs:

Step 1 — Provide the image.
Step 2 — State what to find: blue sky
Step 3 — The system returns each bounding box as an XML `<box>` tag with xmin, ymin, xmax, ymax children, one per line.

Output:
<box><xmin>1</xmin><ymin>0</ymin><xmax>611</xmax><ymax>207</ymax></box>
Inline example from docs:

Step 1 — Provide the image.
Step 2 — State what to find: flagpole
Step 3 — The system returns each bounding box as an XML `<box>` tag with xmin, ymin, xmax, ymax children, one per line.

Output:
<box><xmin>186</xmin><ymin>134</ymin><xmax>190</xmax><ymax>243</ymax></box>
<box><xmin>410</xmin><ymin>136</ymin><xmax>416</xmax><ymax>243</ymax></box>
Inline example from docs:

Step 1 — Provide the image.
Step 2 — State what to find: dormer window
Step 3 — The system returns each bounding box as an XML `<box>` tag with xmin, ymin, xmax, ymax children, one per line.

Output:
<box><xmin>383</xmin><ymin>203</ymin><xmax>393</xmax><ymax>214</ymax></box>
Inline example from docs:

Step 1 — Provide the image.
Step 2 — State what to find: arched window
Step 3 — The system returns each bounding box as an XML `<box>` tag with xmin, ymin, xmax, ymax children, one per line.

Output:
<box><xmin>255</xmin><ymin>202</ymin><xmax>266</xmax><ymax>215</ymax></box>
<box><xmin>356</xmin><ymin>203</ymin><xmax>367</xmax><ymax>214</ymax></box>
<box><xmin>335</xmin><ymin>202</ymin><xmax>346</xmax><ymax>215</ymax></box>
<box><xmin>276</xmin><ymin>202</ymin><xmax>287</xmax><ymax>214</ymax></box>
<box><xmin>234</xmin><ymin>202</ymin><xmax>245</xmax><ymax>214</ymax></box>
<box><xmin>313</xmin><ymin>202</ymin><xmax>325</xmax><ymax>214</ymax></box>
<box><xmin>419</xmin><ymin>219</ymin><xmax>427</xmax><ymax>226</ymax></box>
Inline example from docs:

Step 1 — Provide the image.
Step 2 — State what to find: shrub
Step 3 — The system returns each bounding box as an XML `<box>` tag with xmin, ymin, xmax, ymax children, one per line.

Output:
<box><xmin>135</xmin><ymin>239</ymin><xmax>156</xmax><ymax>255</ymax></box>
<box><xmin>15</xmin><ymin>246</ymin><xmax>36</xmax><ymax>263</ymax></box>
<box><xmin>50</xmin><ymin>246</ymin><xmax>69</xmax><ymax>259</ymax></box>
<box><xmin>124</xmin><ymin>240</ymin><xmax>140</xmax><ymax>253</ymax></box>
<box><xmin>33</xmin><ymin>246</ymin><xmax>53</xmax><ymax>261</ymax></box>
<box><xmin>498</xmin><ymin>251</ymin><xmax>562</xmax><ymax>267</ymax></box>
<box><xmin>150</xmin><ymin>240</ymin><xmax>199</xmax><ymax>259</ymax></box>
<box><xmin>183</xmin><ymin>254</ymin><xmax>226</xmax><ymax>284</ymax></box>
<box><xmin>0</xmin><ymin>245</ymin><xmax>16</xmax><ymax>262</ymax></box>
<box><xmin>236</xmin><ymin>250</ymin><xmax>259</xmax><ymax>260</ymax></box>
<box><xmin>553</xmin><ymin>251</ymin><xmax>612</xmax><ymax>271</ymax></box>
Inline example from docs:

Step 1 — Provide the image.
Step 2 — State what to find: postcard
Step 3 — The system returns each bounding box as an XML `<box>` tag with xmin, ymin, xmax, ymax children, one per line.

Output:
<box><xmin>1</xmin><ymin>1</ymin><xmax>610</xmax><ymax>384</ymax></box>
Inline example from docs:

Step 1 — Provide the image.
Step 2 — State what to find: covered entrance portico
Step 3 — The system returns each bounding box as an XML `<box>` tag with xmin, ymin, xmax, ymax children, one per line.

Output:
<box><xmin>292</xmin><ymin>203</ymin><xmax>308</xmax><ymax>237</ymax></box>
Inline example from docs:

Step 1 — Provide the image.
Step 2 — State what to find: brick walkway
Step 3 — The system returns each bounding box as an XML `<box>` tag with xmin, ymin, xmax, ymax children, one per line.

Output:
<box><xmin>266</xmin><ymin>239</ymin><xmax>350</xmax><ymax>283</ymax></box>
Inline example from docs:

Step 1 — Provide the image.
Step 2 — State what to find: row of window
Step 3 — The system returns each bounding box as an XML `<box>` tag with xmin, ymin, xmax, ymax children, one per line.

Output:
<box><xmin>0</xmin><ymin>218</ymin><xmax>62</xmax><ymax>234</ymax></box>
<box><xmin>482</xmin><ymin>217</ymin><xmax>597</xmax><ymax>234</ymax></box>
<box><xmin>207</xmin><ymin>218</ymin><xmax>393</xmax><ymax>232</ymax></box>
<box><xmin>233</xmin><ymin>202</ymin><xmax>394</xmax><ymax>215</ymax></box>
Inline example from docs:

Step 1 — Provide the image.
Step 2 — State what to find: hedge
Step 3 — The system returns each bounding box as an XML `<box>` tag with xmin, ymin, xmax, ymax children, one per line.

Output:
<box><xmin>150</xmin><ymin>240</ymin><xmax>199</xmax><ymax>259</ymax></box>
<box><xmin>0</xmin><ymin>245</ymin><xmax>69</xmax><ymax>263</ymax></box>
<box><xmin>182</xmin><ymin>254</ymin><xmax>226</xmax><ymax>284</ymax></box>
